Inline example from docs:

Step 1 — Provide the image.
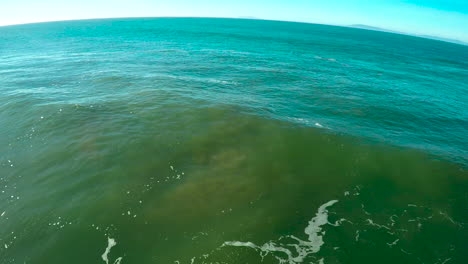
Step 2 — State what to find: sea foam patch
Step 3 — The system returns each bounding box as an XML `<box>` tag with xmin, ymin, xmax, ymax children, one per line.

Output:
<box><xmin>102</xmin><ymin>237</ymin><xmax>123</xmax><ymax>264</ymax></box>
<box><xmin>222</xmin><ymin>200</ymin><xmax>339</xmax><ymax>264</ymax></box>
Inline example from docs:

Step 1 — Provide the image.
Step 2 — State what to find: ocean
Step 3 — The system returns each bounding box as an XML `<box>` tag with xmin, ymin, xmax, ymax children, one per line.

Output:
<box><xmin>0</xmin><ymin>18</ymin><xmax>467</xmax><ymax>264</ymax></box>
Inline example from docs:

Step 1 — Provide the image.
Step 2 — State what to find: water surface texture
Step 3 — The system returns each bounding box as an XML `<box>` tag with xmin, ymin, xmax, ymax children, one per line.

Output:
<box><xmin>0</xmin><ymin>18</ymin><xmax>467</xmax><ymax>264</ymax></box>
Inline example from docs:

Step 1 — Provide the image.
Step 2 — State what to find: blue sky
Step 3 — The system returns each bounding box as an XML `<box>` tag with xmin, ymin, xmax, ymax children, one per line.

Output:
<box><xmin>1</xmin><ymin>0</ymin><xmax>467</xmax><ymax>42</ymax></box>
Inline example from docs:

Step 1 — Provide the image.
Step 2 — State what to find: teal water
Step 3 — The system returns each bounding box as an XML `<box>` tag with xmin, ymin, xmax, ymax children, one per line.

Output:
<box><xmin>0</xmin><ymin>18</ymin><xmax>467</xmax><ymax>264</ymax></box>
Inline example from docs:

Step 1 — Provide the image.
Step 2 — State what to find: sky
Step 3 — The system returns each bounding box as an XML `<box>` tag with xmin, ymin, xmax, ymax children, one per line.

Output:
<box><xmin>1</xmin><ymin>0</ymin><xmax>467</xmax><ymax>42</ymax></box>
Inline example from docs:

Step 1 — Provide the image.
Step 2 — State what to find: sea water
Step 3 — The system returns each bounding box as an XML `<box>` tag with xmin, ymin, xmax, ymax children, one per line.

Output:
<box><xmin>0</xmin><ymin>18</ymin><xmax>467</xmax><ymax>263</ymax></box>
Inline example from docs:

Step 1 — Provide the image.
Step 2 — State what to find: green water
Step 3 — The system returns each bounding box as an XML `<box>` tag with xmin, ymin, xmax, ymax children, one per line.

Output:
<box><xmin>0</xmin><ymin>18</ymin><xmax>467</xmax><ymax>263</ymax></box>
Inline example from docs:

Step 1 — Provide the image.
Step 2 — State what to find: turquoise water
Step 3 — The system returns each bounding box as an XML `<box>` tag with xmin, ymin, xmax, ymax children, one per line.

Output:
<box><xmin>0</xmin><ymin>18</ymin><xmax>467</xmax><ymax>263</ymax></box>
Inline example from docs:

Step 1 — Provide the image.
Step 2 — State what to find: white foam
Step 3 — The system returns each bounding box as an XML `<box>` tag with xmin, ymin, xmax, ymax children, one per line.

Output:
<box><xmin>222</xmin><ymin>200</ymin><xmax>339</xmax><ymax>263</ymax></box>
<box><xmin>366</xmin><ymin>219</ymin><xmax>391</xmax><ymax>231</ymax></box>
<box><xmin>361</xmin><ymin>204</ymin><xmax>371</xmax><ymax>215</ymax></box>
<box><xmin>102</xmin><ymin>237</ymin><xmax>123</xmax><ymax>264</ymax></box>
<box><xmin>314</xmin><ymin>123</ymin><xmax>323</xmax><ymax>128</ymax></box>
<box><xmin>223</xmin><ymin>241</ymin><xmax>257</xmax><ymax>248</ymax></box>
<box><xmin>102</xmin><ymin>238</ymin><xmax>116</xmax><ymax>264</ymax></box>
<box><xmin>304</xmin><ymin>200</ymin><xmax>339</xmax><ymax>252</ymax></box>
<box><xmin>387</xmin><ymin>239</ymin><xmax>399</xmax><ymax>247</ymax></box>
<box><xmin>439</xmin><ymin>211</ymin><xmax>461</xmax><ymax>227</ymax></box>
<box><xmin>441</xmin><ymin>258</ymin><xmax>452</xmax><ymax>264</ymax></box>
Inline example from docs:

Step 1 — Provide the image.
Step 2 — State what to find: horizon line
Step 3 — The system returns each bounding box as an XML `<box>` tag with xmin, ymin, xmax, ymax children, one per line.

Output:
<box><xmin>1</xmin><ymin>16</ymin><xmax>466</xmax><ymax>46</ymax></box>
